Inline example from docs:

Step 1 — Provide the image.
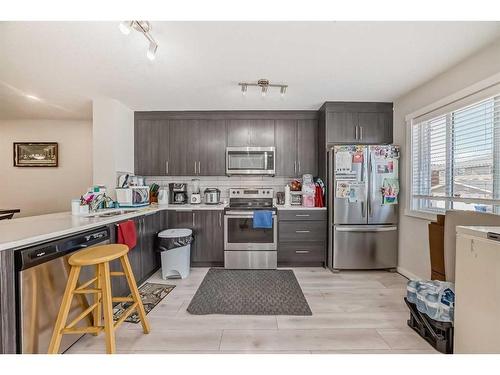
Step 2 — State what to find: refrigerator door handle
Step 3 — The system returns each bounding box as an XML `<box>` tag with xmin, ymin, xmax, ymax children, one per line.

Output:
<box><xmin>361</xmin><ymin>202</ymin><xmax>365</xmax><ymax>217</ymax></box>
<box><xmin>368</xmin><ymin>155</ymin><xmax>373</xmax><ymax>217</ymax></box>
<box><xmin>335</xmin><ymin>226</ymin><xmax>397</xmax><ymax>232</ymax></box>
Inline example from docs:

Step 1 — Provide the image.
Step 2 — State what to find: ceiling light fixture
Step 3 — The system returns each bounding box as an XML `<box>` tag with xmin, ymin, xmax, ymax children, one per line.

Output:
<box><xmin>119</xmin><ymin>21</ymin><xmax>158</xmax><ymax>61</ymax></box>
<box><xmin>238</xmin><ymin>79</ymin><xmax>288</xmax><ymax>98</ymax></box>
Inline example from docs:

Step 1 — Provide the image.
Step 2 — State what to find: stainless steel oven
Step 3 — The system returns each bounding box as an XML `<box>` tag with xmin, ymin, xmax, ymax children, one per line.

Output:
<box><xmin>224</xmin><ymin>188</ymin><xmax>277</xmax><ymax>269</ymax></box>
<box><xmin>226</xmin><ymin>146</ymin><xmax>275</xmax><ymax>175</ymax></box>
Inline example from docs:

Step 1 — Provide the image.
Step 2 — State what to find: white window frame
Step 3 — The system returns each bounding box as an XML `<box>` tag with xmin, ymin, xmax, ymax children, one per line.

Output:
<box><xmin>405</xmin><ymin>72</ymin><xmax>500</xmax><ymax>220</ymax></box>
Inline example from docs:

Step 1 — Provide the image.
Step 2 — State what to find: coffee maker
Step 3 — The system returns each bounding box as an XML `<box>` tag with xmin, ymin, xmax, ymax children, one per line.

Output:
<box><xmin>169</xmin><ymin>183</ymin><xmax>188</xmax><ymax>204</ymax></box>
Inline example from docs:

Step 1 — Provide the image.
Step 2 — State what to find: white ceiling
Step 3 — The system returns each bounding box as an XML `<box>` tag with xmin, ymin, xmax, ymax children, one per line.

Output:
<box><xmin>1</xmin><ymin>21</ymin><xmax>500</xmax><ymax>120</ymax></box>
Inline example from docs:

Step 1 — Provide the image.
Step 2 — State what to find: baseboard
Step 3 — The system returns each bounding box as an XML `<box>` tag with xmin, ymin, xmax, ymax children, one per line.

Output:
<box><xmin>397</xmin><ymin>266</ymin><xmax>422</xmax><ymax>281</ymax></box>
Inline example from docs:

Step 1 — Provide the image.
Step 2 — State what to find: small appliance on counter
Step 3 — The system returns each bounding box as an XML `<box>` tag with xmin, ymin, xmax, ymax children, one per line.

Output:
<box><xmin>157</xmin><ymin>187</ymin><xmax>169</xmax><ymax>205</ymax></box>
<box><xmin>169</xmin><ymin>183</ymin><xmax>188</xmax><ymax>204</ymax></box>
<box><xmin>204</xmin><ymin>188</ymin><xmax>221</xmax><ymax>204</ymax></box>
<box><xmin>191</xmin><ymin>179</ymin><xmax>202</xmax><ymax>204</ymax></box>
<box><xmin>116</xmin><ymin>186</ymin><xmax>150</xmax><ymax>207</ymax></box>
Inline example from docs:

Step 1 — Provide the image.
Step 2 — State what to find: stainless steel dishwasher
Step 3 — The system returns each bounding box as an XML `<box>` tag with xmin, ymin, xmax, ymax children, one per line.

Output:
<box><xmin>15</xmin><ymin>227</ymin><xmax>110</xmax><ymax>354</ymax></box>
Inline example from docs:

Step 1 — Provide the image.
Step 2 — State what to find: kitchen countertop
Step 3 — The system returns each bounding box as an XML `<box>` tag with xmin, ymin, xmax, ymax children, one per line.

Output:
<box><xmin>0</xmin><ymin>202</ymin><xmax>327</xmax><ymax>252</ymax></box>
<box><xmin>276</xmin><ymin>206</ymin><xmax>327</xmax><ymax>210</ymax></box>
<box><xmin>456</xmin><ymin>225</ymin><xmax>500</xmax><ymax>239</ymax></box>
<box><xmin>0</xmin><ymin>203</ymin><xmax>227</xmax><ymax>252</ymax></box>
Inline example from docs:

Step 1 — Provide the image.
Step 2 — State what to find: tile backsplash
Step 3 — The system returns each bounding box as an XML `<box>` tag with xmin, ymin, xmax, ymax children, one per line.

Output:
<box><xmin>145</xmin><ymin>176</ymin><xmax>293</xmax><ymax>198</ymax></box>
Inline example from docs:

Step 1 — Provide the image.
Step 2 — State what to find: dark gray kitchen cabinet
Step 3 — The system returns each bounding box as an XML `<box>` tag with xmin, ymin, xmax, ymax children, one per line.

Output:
<box><xmin>275</xmin><ymin>120</ymin><xmax>297</xmax><ymax>177</ymax></box>
<box><xmin>297</xmin><ymin>119</ymin><xmax>318</xmax><ymax>176</ymax></box>
<box><xmin>166</xmin><ymin>210</ymin><xmax>224</xmax><ymax>266</ymax></box>
<box><xmin>198</xmin><ymin>120</ymin><xmax>226</xmax><ymax>176</ymax></box>
<box><xmin>134</xmin><ymin>120</ymin><xmax>169</xmax><ymax>176</ymax></box>
<box><xmin>326</xmin><ymin>112</ymin><xmax>359</xmax><ymax>144</ymax></box>
<box><xmin>357</xmin><ymin>111</ymin><xmax>393</xmax><ymax>144</ymax></box>
<box><xmin>192</xmin><ymin>210</ymin><xmax>224</xmax><ymax>265</ymax></box>
<box><xmin>321</xmin><ymin>102</ymin><xmax>393</xmax><ymax>145</ymax></box>
<box><xmin>275</xmin><ymin>119</ymin><xmax>318</xmax><ymax>177</ymax></box>
<box><xmin>278</xmin><ymin>209</ymin><xmax>327</xmax><ymax>266</ymax></box>
<box><xmin>168</xmin><ymin>120</ymin><xmax>200</xmax><ymax>176</ymax></box>
<box><xmin>227</xmin><ymin>119</ymin><xmax>274</xmax><ymax>147</ymax></box>
<box><xmin>141</xmin><ymin>212</ymin><xmax>161</xmax><ymax>280</ymax></box>
<box><xmin>127</xmin><ymin>216</ymin><xmax>144</xmax><ymax>283</ymax></box>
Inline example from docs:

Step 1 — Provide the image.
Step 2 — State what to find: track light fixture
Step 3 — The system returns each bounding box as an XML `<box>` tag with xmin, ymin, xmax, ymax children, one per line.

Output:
<box><xmin>119</xmin><ymin>21</ymin><xmax>158</xmax><ymax>61</ymax></box>
<box><xmin>239</xmin><ymin>79</ymin><xmax>288</xmax><ymax>98</ymax></box>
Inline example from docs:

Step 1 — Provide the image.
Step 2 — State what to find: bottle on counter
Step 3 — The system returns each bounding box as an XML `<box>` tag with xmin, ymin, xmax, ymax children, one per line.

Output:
<box><xmin>284</xmin><ymin>184</ymin><xmax>291</xmax><ymax>206</ymax></box>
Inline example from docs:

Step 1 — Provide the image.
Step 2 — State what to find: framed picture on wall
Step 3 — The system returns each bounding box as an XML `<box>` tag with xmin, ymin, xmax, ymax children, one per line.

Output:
<box><xmin>13</xmin><ymin>142</ymin><xmax>58</xmax><ymax>167</ymax></box>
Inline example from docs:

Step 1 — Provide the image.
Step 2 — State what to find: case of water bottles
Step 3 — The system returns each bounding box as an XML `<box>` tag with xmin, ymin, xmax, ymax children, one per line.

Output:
<box><xmin>405</xmin><ymin>279</ymin><xmax>455</xmax><ymax>354</ymax></box>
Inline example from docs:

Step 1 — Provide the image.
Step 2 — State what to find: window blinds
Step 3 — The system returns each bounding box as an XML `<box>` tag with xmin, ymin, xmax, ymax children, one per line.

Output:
<box><xmin>411</xmin><ymin>94</ymin><xmax>500</xmax><ymax>213</ymax></box>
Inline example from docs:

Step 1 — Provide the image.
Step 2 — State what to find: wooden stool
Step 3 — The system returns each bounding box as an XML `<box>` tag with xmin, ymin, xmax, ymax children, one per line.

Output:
<box><xmin>48</xmin><ymin>244</ymin><xmax>150</xmax><ymax>354</ymax></box>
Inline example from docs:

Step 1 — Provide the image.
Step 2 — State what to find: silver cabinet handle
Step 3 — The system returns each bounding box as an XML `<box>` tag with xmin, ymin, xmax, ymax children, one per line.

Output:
<box><xmin>296</xmin><ymin>230</ymin><xmax>311</xmax><ymax>233</ymax></box>
<box><xmin>192</xmin><ymin>212</ymin><xmax>195</xmax><ymax>227</ymax></box>
<box><xmin>194</xmin><ymin>161</ymin><xmax>197</xmax><ymax>175</ymax></box>
<box><xmin>294</xmin><ymin>161</ymin><xmax>297</xmax><ymax>175</ymax></box>
<box><xmin>355</xmin><ymin>125</ymin><xmax>358</xmax><ymax>140</ymax></box>
<box><xmin>295</xmin><ymin>214</ymin><xmax>310</xmax><ymax>217</ymax></box>
<box><xmin>298</xmin><ymin>161</ymin><xmax>301</xmax><ymax>173</ymax></box>
<box><xmin>166</xmin><ymin>161</ymin><xmax>169</xmax><ymax>174</ymax></box>
<box><xmin>295</xmin><ymin>250</ymin><xmax>310</xmax><ymax>254</ymax></box>
<box><xmin>219</xmin><ymin>212</ymin><xmax>222</xmax><ymax>227</ymax></box>
<box><xmin>360</xmin><ymin>126</ymin><xmax>363</xmax><ymax>140</ymax></box>
<box><xmin>198</xmin><ymin>161</ymin><xmax>201</xmax><ymax>175</ymax></box>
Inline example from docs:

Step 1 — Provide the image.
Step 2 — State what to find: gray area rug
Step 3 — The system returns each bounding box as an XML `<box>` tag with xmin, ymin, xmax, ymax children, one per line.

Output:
<box><xmin>187</xmin><ymin>268</ymin><xmax>312</xmax><ymax>315</ymax></box>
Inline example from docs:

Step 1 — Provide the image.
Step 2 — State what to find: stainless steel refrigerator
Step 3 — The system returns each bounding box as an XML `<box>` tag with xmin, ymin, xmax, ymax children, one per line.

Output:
<box><xmin>328</xmin><ymin>145</ymin><xmax>400</xmax><ymax>270</ymax></box>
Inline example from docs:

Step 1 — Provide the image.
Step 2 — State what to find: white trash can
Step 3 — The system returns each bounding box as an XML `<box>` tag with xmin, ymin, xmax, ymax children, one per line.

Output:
<box><xmin>158</xmin><ymin>228</ymin><xmax>193</xmax><ymax>279</ymax></box>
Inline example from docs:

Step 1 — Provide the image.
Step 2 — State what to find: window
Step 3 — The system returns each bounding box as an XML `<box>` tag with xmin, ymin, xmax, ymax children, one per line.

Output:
<box><xmin>411</xmin><ymin>95</ymin><xmax>500</xmax><ymax>214</ymax></box>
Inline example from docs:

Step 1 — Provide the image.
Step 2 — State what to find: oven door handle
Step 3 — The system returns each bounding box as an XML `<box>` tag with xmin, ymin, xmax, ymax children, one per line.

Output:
<box><xmin>225</xmin><ymin>213</ymin><xmax>277</xmax><ymax>218</ymax></box>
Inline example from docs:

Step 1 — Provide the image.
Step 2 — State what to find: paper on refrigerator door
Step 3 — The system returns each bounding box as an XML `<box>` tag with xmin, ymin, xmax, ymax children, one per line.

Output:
<box><xmin>335</xmin><ymin>151</ymin><xmax>352</xmax><ymax>173</ymax></box>
<box><xmin>336</xmin><ymin>181</ymin><xmax>351</xmax><ymax>198</ymax></box>
<box><xmin>348</xmin><ymin>183</ymin><xmax>365</xmax><ymax>203</ymax></box>
<box><xmin>382</xmin><ymin>178</ymin><xmax>399</xmax><ymax>205</ymax></box>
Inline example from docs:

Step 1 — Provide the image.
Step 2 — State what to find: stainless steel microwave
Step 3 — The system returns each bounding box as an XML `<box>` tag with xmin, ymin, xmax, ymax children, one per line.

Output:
<box><xmin>226</xmin><ymin>146</ymin><xmax>275</xmax><ymax>175</ymax></box>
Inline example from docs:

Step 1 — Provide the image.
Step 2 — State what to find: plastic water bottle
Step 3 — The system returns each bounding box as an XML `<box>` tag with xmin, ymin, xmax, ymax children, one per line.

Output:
<box><xmin>406</xmin><ymin>280</ymin><xmax>418</xmax><ymax>303</ymax></box>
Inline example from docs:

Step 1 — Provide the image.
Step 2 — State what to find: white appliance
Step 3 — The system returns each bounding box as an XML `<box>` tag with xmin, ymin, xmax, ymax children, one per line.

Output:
<box><xmin>116</xmin><ymin>186</ymin><xmax>150</xmax><ymax>207</ymax></box>
<box><xmin>226</xmin><ymin>146</ymin><xmax>275</xmax><ymax>175</ymax></box>
<box><xmin>157</xmin><ymin>188</ymin><xmax>169</xmax><ymax>205</ymax></box>
<box><xmin>328</xmin><ymin>145</ymin><xmax>400</xmax><ymax>270</ymax></box>
<box><xmin>224</xmin><ymin>188</ymin><xmax>277</xmax><ymax>269</ymax></box>
<box><xmin>190</xmin><ymin>179</ymin><xmax>201</xmax><ymax>204</ymax></box>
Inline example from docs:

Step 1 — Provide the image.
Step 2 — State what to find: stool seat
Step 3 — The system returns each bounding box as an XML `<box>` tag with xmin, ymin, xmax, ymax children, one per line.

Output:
<box><xmin>69</xmin><ymin>244</ymin><xmax>129</xmax><ymax>266</ymax></box>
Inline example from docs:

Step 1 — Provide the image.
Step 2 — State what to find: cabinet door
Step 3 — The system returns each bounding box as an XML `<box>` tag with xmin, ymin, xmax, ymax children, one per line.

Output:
<box><xmin>168</xmin><ymin>120</ymin><xmax>199</xmax><ymax>175</ymax></box>
<box><xmin>297</xmin><ymin>119</ymin><xmax>318</xmax><ymax>176</ymax></box>
<box><xmin>227</xmin><ymin>119</ymin><xmax>275</xmax><ymax>146</ymax></box>
<box><xmin>128</xmin><ymin>217</ymin><xmax>143</xmax><ymax>283</ymax></box>
<box><xmin>198</xmin><ymin>120</ymin><xmax>226</xmax><ymax>176</ymax></box>
<box><xmin>134</xmin><ymin>120</ymin><xmax>169</xmax><ymax>176</ymax></box>
<box><xmin>275</xmin><ymin>120</ymin><xmax>297</xmax><ymax>177</ymax></box>
<box><xmin>192</xmin><ymin>211</ymin><xmax>224</xmax><ymax>264</ymax></box>
<box><xmin>326</xmin><ymin>112</ymin><xmax>358</xmax><ymax>144</ymax></box>
<box><xmin>358</xmin><ymin>112</ymin><xmax>393</xmax><ymax>144</ymax></box>
<box><xmin>141</xmin><ymin>213</ymin><xmax>161</xmax><ymax>279</ymax></box>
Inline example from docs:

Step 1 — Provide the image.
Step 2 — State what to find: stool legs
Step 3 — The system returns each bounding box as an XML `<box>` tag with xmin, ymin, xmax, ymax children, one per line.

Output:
<box><xmin>100</xmin><ymin>262</ymin><xmax>116</xmax><ymax>354</ymax></box>
<box><xmin>120</xmin><ymin>255</ymin><xmax>151</xmax><ymax>334</ymax></box>
<box><xmin>92</xmin><ymin>264</ymin><xmax>102</xmax><ymax>336</ymax></box>
<box><xmin>48</xmin><ymin>266</ymin><xmax>81</xmax><ymax>354</ymax></box>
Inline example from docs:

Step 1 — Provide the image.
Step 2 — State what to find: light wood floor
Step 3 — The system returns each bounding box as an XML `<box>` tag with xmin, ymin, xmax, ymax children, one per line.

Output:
<box><xmin>66</xmin><ymin>267</ymin><xmax>437</xmax><ymax>354</ymax></box>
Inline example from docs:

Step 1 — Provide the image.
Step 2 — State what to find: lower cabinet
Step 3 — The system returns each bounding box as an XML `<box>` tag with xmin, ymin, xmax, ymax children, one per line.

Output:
<box><xmin>278</xmin><ymin>210</ymin><xmax>327</xmax><ymax>266</ymax></box>
<box><xmin>166</xmin><ymin>209</ymin><xmax>224</xmax><ymax>267</ymax></box>
<box><xmin>110</xmin><ymin>212</ymin><xmax>162</xmax><ymax>297</ymax></box>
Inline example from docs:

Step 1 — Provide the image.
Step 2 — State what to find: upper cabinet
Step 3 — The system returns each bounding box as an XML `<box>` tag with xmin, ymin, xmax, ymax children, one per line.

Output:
<box><xmin>227</xmin><ymin>119</ymin><xmax>274</xmax><ymax>147</ymax></box>
<box><xmin>134</xmin><ymin>111</ymin><xmax>318</xmax><ymax>177</ymax></box>
<box><xmin>275</xmin><ymin>119</ymin><xmax>318</xmax><ymax>177</ymax></box>
<box><xmin>321</xmin><ymin>102</ymin><xmax>393</xmax><ymax>145</ymax></box>
<box><xmin>134</xmin><ymin>119</ymin><xmax>169</xmax><ymax>176</ymax></box>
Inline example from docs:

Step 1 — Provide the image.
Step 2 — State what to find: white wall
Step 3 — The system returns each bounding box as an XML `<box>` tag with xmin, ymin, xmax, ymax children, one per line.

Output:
<box><xmin>92</xmin><ymin>98</ymin><xmax>134</xmax><ymax>198</ymax></box>
<box><xmin>0</xmin><ymin>120</ymin><xmax>92</xmax><ymax>217</ymax></box>
<box><xmin>394</xmin><ymin>38</ymin><xmax>500</xmax><ymax>279</ymax></box>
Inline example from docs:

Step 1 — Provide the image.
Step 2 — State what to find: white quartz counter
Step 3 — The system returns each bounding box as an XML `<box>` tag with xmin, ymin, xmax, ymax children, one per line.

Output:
<box><xmin>0</xmin><ymin>203</ymin><xmax>227</xmax><ymax>252</ymax></box>
<box><xmin>276</xmin><ymin>206</ymin><xmax>327</xmax><ymax>210</ymax></box>
<box><xmin>456</xmin><ymin>225</ymin><xmax>500</xmax><ymax>240</ymax></box>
